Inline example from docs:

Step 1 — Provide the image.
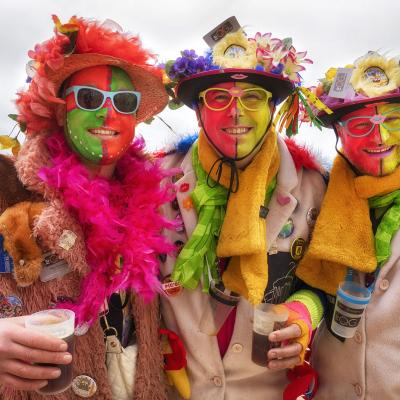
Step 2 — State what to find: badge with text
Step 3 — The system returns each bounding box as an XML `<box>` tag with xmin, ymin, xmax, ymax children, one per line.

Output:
<box><xmin>203</xmin><ymin>16</ymin><xmax>241</xmax><ymax>47</ymax></box>
<box><xmin>0</xmin><ymin>235</ymin><xmax>14</xmax><ymax>273</ymax></box>
<box><xmin>328</xmin><ymin>68</ymin><xmax>355</xmax><ymax>99</ymax></box>
<box><xmin>162</xmin><ymin>275</ymin><xmax>183</xmax><ymax>297</ymax></box>
<box><xmin>40</xmin><ymin>252</ymin><xmax>71</xmax><ymax>282</ymax></box>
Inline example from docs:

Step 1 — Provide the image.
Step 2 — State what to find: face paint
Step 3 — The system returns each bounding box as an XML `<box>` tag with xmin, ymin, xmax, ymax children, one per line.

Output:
<box><xmin>336</xmin><ymin>102</ymin><xmax>400</xmax><ymax>176</ymax></box>
<box><xmin>65</xmin><ymin>65</ymin><xmax>136</xmax><ymax>165</ymax></box>
<box><xmin>198</xmin><ymin>82</ymin><xmax>272</xmax><ymax>160</ymax></box>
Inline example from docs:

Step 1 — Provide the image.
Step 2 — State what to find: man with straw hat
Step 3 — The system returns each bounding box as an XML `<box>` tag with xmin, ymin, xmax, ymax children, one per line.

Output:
<box><xmin>0</xmin><ymin>15</ymin><xmax>173</xmax><ymax>399</ymax></box>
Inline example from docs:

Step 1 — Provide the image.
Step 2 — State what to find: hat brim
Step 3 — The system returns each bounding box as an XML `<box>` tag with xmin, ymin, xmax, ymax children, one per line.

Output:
<box><xmin>45</xmin><ymin>53</ymin><xmax>168</xmax><ymax>123</ymax></box>
<box><xmin>176</xmin><ymin>68</ymin><xmax>294</xmax><ymax>108</ymax></box>
<box><xmin>319</xmin><ymin>92</ymin><xmax>400</xmax><ymax>127</ymax></box>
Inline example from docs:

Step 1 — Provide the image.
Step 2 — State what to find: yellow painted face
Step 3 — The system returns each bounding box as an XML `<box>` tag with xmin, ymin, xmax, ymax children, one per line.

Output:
<box><xmin>337</xmin><ymin>102</ymin><xmax>400</xmax><ymax>176</ymax></box>
<box><xmin>378</xmin><ymin>103</ymin><xmax>400</xmax><ymax>175</ymax></box>
<box><xmin>198</xmin><ymin>82</ymin><xmax>273</xmax><ymax>160</ymax></box>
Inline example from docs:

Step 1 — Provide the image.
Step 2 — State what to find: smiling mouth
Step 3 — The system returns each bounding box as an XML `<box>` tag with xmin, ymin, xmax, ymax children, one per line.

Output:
<box><xmin>363</xmin><ymin>145</ymin><xmax>395</xmax><ymax>157</ymax></box>
<box><xmin>88</xmin><ymin>128</ymin><xmax>119</xmax><ymax>137</ymax></box>
<box><xmin>222</xmin><ymin>127</ymin><xmax>252</xmax><ymax>135</ymax></box>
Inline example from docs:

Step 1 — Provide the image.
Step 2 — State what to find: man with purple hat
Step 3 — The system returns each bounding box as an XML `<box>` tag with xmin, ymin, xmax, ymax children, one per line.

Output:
<box><xmin>159</xmin><ymin>18</ymin><xmax>328</xmax><ymax>399</ymax></box>
<box><xmin>297</xmin><ymin>52</ymin><xmax>400</xmax><ymax>399</ymax></box>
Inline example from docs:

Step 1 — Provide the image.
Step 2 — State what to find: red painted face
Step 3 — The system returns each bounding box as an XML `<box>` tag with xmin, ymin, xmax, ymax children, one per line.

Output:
<box><xmin>65</xmin><ymin>65</ymin><xmax>136</xmax><ymax>165</ymax></box>
<box><xmin>336</xmin><ymin>102</ymin><xmax>400</xmax><ymax>176</ymax></box>
<box><xmin>198</xmin><ymin>82</ymin><xmax>272</xmax><ymax>160</ymax></box>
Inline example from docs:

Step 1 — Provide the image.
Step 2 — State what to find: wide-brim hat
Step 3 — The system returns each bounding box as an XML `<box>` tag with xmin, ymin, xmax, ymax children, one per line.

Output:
<box><xmin>46</xmin><ymin>53</ymin><xmax>168</xmax><ymax>124</ymax></box>
<box><xmin>318</xmin><ymin>92</ymin><xmax>400</xmax><ymax>127</ymax></box>
<box><xmin>176</xmin><ymin>68</ymin><xmax>294</xmax><ymax>108</ymax></box>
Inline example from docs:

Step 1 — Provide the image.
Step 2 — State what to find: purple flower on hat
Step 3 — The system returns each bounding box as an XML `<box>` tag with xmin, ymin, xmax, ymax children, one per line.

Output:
<box><xmin>166</xmin><ymin>49</ymin><xmax>217</xmax><ymax>80</ymax></box>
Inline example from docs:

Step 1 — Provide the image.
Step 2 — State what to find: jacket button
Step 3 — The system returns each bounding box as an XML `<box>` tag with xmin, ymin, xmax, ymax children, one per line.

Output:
<box><xmin>354</xmin><ymin>331</ymin><xmax>362</xmax><ymax>344</ymax></box>
<box><xmin>379</xmin><ymin>279</ymin><xmax>390</xmax><ymax>291</ymax></box>
<box><xmin>212</xmin><ymin>376</ymin><xmax>223</xmax><ymax>387</ymax></box>
<box><xmin>354</xmin><ymin>383</ymin><xmax>362</xmax><ymax>396</ymax></box>
<box><xmin>231</xmin><ymin>343</ymin><xmax>243</xmax><ymax>353</ymax></box>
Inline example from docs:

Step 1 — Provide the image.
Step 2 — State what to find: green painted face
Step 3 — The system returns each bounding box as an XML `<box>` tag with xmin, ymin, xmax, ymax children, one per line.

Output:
<box><xmin>65</xmin><ymin>65</ymin><xmax>137</xmax><ymax>165</ymax></box>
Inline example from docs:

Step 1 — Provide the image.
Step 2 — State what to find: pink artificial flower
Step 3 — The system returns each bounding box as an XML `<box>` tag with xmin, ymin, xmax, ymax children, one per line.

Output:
<box><xmin>283</xmin><ymin>57</ymin><xmax>305</xmax><ymax>83</ymax></box>
<box><xmin>270</xmin><ymin>43</ymin><xmax>290</xmax><ymax>67</ymax></box>
<box><xmin>250</xmin><ymin>32</ymin><xmax>281</xmax><ymax>50</ymax></box>
<box><xmin>288</xmin><ymin>46</ymin><xmax>313</xmax><ymax>65</ymax></box>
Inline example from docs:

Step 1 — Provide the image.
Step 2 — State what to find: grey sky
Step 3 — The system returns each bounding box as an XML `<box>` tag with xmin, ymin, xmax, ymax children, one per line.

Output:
<box><xmin>1</xmin><ymin>0</ymin><xmax>399</xmax><ymax>161</ymax></box>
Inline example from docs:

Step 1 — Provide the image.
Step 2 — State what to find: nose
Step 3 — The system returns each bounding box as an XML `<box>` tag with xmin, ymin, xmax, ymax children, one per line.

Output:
<box><xmin>97</xmin><ymin>97</ymin><xmax>118</xmax><ymax>123</ymax></box>
<box><xmin>370</xmin><ymin>123</ymin><xmax>385</xmax><ymax>144</ymax></box>
<box><xmin>227</xmin><ymin>98</ymin><xmax>244</xmax><ymax>120</ymax></box>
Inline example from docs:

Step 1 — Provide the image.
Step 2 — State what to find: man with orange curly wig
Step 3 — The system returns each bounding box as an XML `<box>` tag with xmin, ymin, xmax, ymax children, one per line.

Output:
<box><xmin>0</xmin><ymin>15</ymin><xmax>173</xmax><ymax>399</ymax></box>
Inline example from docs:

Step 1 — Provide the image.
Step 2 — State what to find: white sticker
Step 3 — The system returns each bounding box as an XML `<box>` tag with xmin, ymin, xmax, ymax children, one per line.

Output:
<box><xmin>328</xmin><ymin>68</ymin><xmax>355</xmax><ymax>99</ymax></box>
<box><xmin>203</xmin><ymin>16</ymin><xmax>241</xmax><ymax>47</ymax></box>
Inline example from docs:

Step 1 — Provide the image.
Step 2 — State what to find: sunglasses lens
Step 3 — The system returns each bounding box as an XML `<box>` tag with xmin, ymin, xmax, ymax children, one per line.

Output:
<box><xmin>114</xmin><ymin>92</ymin><xmax>139</xmax><ymax>113</ymax></box>
<box><xmin>76</xmin><ymin>88</ymin><xmax>104</xmax><ymax>110</ymax></box>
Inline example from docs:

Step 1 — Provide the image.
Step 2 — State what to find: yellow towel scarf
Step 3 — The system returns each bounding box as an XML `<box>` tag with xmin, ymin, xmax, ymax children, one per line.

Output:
<box><xmin>198</xmin><ymin>128</ymin><xmax>280</xmax><ymax>305</ymax></box>
<box><xmin>296</xmin><ymin>155</ymin><xmax>400</xmax><ymax>295</ymax></box>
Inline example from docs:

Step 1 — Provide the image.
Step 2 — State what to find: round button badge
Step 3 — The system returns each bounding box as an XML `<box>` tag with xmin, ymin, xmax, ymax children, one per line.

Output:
<box><xmin>290</xmin><ymin>238</ymin><xmax>306</xmax><ymax>261</ymax></box>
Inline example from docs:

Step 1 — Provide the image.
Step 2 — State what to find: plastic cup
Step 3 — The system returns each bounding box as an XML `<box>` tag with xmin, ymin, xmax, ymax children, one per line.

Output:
<box><xmin>25</xmin><ymin>309</ymin><xmax>75</xmax><ymax>395</ymax></box>
<box><xmin>251</xmin><ymin>303</ymin><xmax>289</xmax><ymax>366</ymax></box>
<box><xmin>199</xmin><ymin>280</ymin><xmax>240</xmax><ymax>336</ymax></box>
<box><xmin>331</xmin><ymin>281</ymin><xmax>371</xmax><ymax>339</ymax></box>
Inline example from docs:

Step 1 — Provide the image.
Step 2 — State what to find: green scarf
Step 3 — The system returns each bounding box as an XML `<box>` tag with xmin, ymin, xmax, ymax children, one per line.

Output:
<box><xmin>171</xmin><ymin>142</ymin><xmax>227</xmax><ymax>291</ymax></box>
<box><xmin>369</xmin><ymin>189</ymin><xmax>400</xmax><ymax>266</ymax></box>
<box><xmin>172</xmin><ymin>141</ymin><xmax>277</xmax><ymax>292</ymax></box>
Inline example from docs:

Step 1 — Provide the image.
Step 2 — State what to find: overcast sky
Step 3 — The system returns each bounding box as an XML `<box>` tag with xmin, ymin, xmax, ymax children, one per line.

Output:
<box><xmin>1</xmin><ymin>0</ymin><xmax>400</xmax><ymax>163</ymax></box>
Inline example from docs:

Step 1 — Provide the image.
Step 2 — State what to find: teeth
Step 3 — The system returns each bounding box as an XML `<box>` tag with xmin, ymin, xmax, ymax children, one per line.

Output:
<box><xmin>225</xmin><ymin>127</ymin><xmax>249</xmax><ymax>135</ymax></box>
<box><xmin>365</xmin><ymin>146</ymin><xmax>393</xmax><ymax>153</ymax></box>
<box><xmin>89</xmin><ymin>129</ymin><xmax>117</xmax><ymax>136</ymax></box>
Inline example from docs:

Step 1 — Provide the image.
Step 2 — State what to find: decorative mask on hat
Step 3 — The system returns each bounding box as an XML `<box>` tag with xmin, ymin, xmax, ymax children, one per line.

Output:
<box><xmin>65</xmin><ymin>65</ymin><xmax>137</xmax><ymax>165</ymax></box>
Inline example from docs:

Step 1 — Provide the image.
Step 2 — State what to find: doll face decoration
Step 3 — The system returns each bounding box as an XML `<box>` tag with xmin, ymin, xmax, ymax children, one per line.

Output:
<box><xmin>198</xmin><ymin>82</ymin><xmax>273</xmax><ymax>160</ymax></box>
<box><xmin>65</xmin><ymin>65</ymin><xmax>140</xmax><ymax>165</ymax></box>
<box><xmin>336</xmin><ymin>102</ymin><xmax>400</xmax><ymax>176</ymax></box>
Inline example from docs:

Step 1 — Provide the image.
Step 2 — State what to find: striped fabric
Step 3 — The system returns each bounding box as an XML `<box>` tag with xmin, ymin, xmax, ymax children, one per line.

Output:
<box><xmin>369</xmin><ymin>189</ymin><xmax>400</xmax><ymax>265</ymax></box>
<box><xmin>171</xmin><ymin>142</ymin><xmax>227</xmax><ymax>291</ymax></box>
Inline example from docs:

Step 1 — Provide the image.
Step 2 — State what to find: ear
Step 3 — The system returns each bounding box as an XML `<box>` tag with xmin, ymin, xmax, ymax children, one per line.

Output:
<box><xmin>269</xmin><ymin>101</ymin><xmax>276</xmax><ymax>116</ymax></box>
<box><xmin>194</xmin><ymin>103</ymin><xmax>203</xmax><ymax>128</ymax></box>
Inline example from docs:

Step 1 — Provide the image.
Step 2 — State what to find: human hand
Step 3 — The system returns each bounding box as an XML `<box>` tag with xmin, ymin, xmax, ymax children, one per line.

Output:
<box><xmin>266</xmin><ymin>323</ymin><xmax>303</xmax><ymax>370</ymax></box>
<box><xmin>0</xmin><ymin>316</ymin><xmax>72</xmax><ymax>391</ymax></box>
<box><xmin>266</xmin><ymin>302</ymin><xmax>312</xmax><ymax>371</ymax></box>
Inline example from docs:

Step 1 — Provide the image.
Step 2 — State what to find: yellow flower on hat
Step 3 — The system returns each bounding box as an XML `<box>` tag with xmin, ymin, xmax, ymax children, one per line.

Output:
<box><xmin>325</xmin><ymin>67</ymin><xmax>337</xmax><ymax>82</ymax></box>
<box><xmin>212</xmin><ymin>30</ymin><xmax>257</xmax><ymax>69</ymax></box>
<box><xmin>350</xmin><ymin>54</ymin><xmax>400</xmax><ymax>98</ymax></box>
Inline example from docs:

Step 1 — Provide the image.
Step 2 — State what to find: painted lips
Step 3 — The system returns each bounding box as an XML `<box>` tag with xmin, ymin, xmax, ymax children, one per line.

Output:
<box><xmin>88</xmin><ymin>128</ymin><xmax>118</xmax><ymax>137</ymax></box>
<box><xmin>363</xmin><ymin>145</ymin><xmax>395</xmax><ymax>157</ymax></box>
<box><xmin>222</xmin><ymin>127</ymin><xmax>252</xmax><ymax>135</ymax></box>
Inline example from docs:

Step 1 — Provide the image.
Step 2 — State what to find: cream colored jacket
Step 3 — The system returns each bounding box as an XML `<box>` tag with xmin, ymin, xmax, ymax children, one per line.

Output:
<box><xmin>312</xmin><ymin>229</ymin><xmax>400</xmax><ymax>400</ymax></box>
<box><xmin>161</xmin><ymin>137</ymin><xmax>325</xmax><ymax>400</ymax></box>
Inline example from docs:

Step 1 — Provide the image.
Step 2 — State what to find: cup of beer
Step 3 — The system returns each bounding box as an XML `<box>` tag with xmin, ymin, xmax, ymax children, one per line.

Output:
<box><xmin>25</xmin><ymin>309</ymin><xmax>75</xmax><ymax>395</ymax></box>
<box><xmin>251</xmin><ymin>303</ymin><xmax>288</xmax><ymax>366</ymax></box>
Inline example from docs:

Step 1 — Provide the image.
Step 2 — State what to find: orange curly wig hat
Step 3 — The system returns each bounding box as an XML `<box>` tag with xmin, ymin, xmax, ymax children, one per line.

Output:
<box><xmin>16</xmin><ymin>15</ymin><xmax>168</xmax><ymax>133</ymax></box>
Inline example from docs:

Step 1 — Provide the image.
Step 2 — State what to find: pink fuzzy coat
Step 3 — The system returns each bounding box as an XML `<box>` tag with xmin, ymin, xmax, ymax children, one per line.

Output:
<box><xmin>0</xmin><ymin>132</ymin><xmax>167</xmax><ymax>400</ymax></box>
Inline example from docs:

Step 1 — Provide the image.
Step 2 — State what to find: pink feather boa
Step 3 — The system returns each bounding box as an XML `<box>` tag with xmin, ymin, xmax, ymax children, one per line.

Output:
<box><xmin>39</xmin><ymin>132</ymin><xmax>175</xmax><ymax>325</ymax></box>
